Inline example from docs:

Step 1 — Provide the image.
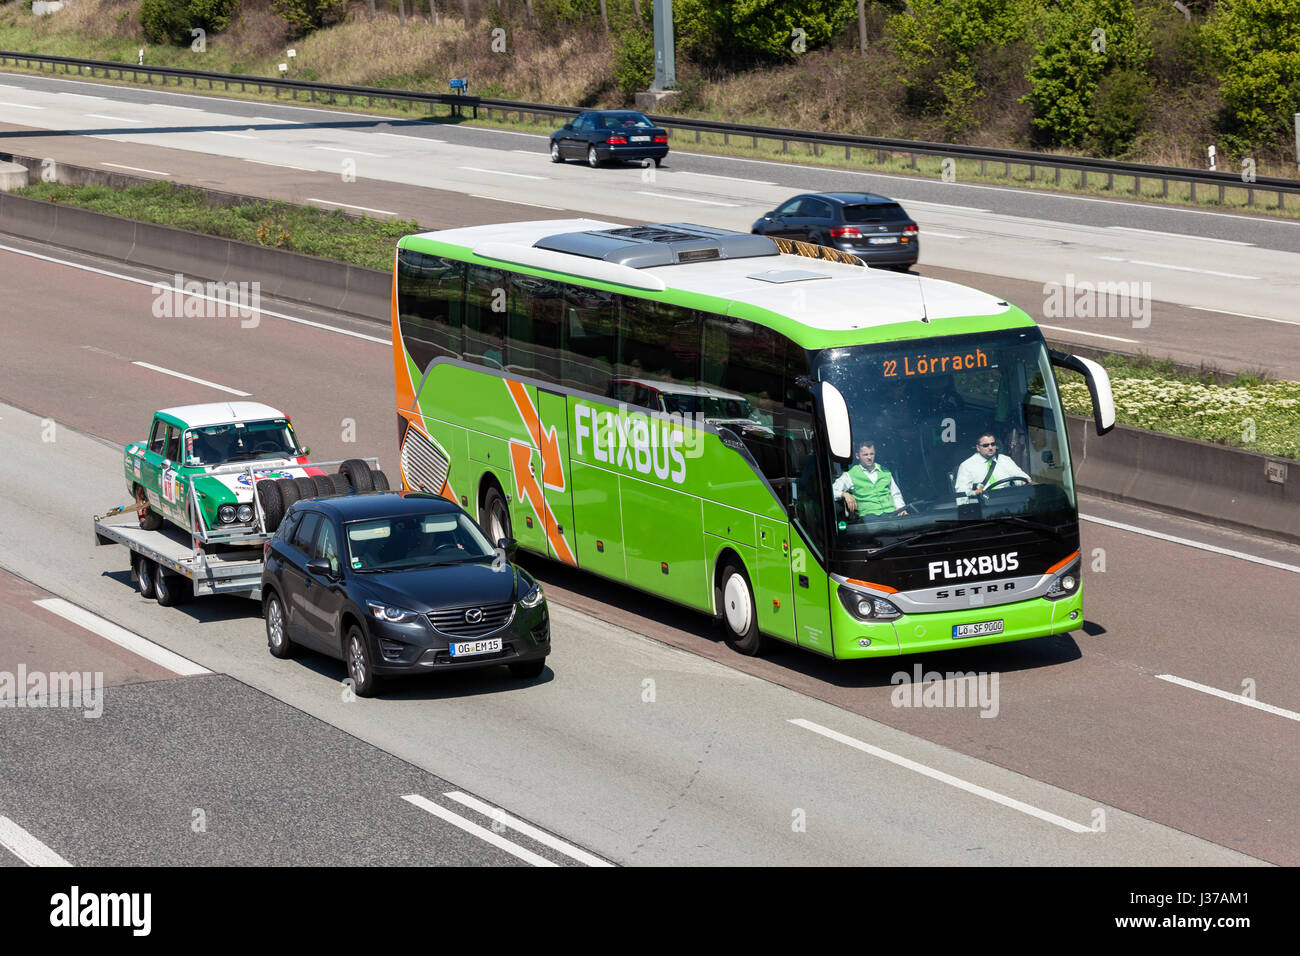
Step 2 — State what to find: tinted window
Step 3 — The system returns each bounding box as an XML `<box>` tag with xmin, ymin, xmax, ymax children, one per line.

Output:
<box><xmin>775</xmin><ymin>198</ymin><xmax>804</xmax><ymax>217</ymax></box>
<box><xmin>164</xmin><ymin>426</ymin><xmax>181</xmax><ymax>463</ymax></box>
<box><xmin>346</xmin><ymin>512</ymin><xmax>494</xmax><ymax>572</ymax></box>
<box><xmin>397</xmin><ymin>249</ymin><xmax>464</xmax><ymax>374</ymax></box>
<box><xmin>562</xmin><ymin>285</ymin><xmax>618</xmax><ymax>395</ymax></box>
<box><xmin>600</xmin><ymin>112</ymin><xmax>654</xmax><ymax>129</ymax></box>
<box><xmin>314</xmin><ymin>519</ymin><xmax>341</xmax><ymax>575</ymax></box>
<box><xmin>276</xmin><ymin>510</ymin><xmax>301</xmax><ymax>543</ymax></box>
<box><xmin>843</xmin><ymin>203</ymin><xmax>907</xmax><ymax>223</ymax></box>
<box><xmin>463</xmin><ymin>265</ymin><xmax>507</xmax><ymax>369</ymax></box>
<box><xmin>617</xmin><ymin>300</ymin><xmax>700</xmax><ymax>408</ymax></box>
<box><xmin>507</xmin><ymin>273</ymin><xmax>563</xmax><ymax>383</ymax></box>
<box><xmin>803</xmin><ymin>199</ymin><xmax>832</xmax><ymax>219</ymax></box>
<box><xmin>291</xmin><ymin>512</ymin><xmax>321</xmax><ymax>553</ymax></box>
<box><xmin>573</xmin><ymin>115</ymin><xmax>591</xmax><ymax>131</ymax></box>
<box><xmin>148</xmin><ymin>419</ymin><xmax>167</xmax><ymax>454</ymax></box>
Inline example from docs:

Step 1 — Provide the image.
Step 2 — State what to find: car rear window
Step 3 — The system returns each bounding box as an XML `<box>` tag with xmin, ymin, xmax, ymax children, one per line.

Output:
<box><xmin>843</xmin><ymin>203</ymin><xmax>908</xmax><ymax>223</ymax></box>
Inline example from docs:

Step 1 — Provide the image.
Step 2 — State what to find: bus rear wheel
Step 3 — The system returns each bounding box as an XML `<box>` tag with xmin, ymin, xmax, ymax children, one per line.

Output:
<box><xmin>719</xmin><ymin>561</ymin><xmax>765</xmax><ymax>656</ymax></box>
<box><xmin>482</xmin><ymin>486</ymin><xmax>512</xmax><ymax>546</ymax></box>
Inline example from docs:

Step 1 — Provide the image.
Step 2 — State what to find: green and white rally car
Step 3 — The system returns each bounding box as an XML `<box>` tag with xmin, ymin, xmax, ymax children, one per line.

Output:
<box><xmin>125</xmin><ymin>402</ymin><xmax>378</xmax><ymax>538</ymax></box>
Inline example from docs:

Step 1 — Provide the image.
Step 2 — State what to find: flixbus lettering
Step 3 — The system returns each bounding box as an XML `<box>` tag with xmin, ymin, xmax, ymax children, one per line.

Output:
<box><xmin>574</xmin><ymin>403</ymin><xmax>688</xmax><ymax>484</ymax></box>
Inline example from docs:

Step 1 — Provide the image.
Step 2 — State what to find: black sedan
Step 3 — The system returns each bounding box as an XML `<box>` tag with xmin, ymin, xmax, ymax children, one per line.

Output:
<box><xmin>752</xmin><ymin>192</ymin><xmax>919</xmax><ymax>270</ymax></box>
<box><xmin>261</xmin><ymin>492</ymin><xmax>549</xmax><ymax>696</ymax></box>
<box><xmin>550</xmin><ymin>110</ymin><xmax>669</xmax><ymax>168</ymax></box>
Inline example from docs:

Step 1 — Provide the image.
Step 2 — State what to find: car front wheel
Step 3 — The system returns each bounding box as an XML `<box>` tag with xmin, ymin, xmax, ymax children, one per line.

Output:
<box><xmin>346</xmin><ymin>625</ymin><xmax>378</xmax><ymax>697</ymax></box>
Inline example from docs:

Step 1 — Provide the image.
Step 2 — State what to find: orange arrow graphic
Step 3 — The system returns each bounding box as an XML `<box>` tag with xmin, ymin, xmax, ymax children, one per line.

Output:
<box><xmin>509</xmin><ymin>440</ymin><xmax>576</xmax><ymax>565</ymax></box>
<box><xmin>505</xmin><ymin>379</ymin><xmax>564</xmax><ymax>491</ymax></box>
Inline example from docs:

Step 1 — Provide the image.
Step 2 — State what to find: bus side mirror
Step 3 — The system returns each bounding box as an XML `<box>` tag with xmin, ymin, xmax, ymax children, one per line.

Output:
<box><xmin>820</xmin><ymin>381</ymin><xmax>853</xmax><ymax>463</ymax></box>
<box><xmin>1049</xmin><ymin>351</ymin><xmax>1115</xmax><ymax>435</ymax></box>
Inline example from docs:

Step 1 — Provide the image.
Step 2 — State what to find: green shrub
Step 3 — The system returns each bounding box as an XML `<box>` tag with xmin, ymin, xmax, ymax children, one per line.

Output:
<box><xmin>1204</xmin><ymin>0</ymin><xmax>1300</xmax><ymax>149</ymax></box>
<box><xmin>612</xmin><ymin>27</ymin><xmax>654</xmax><ymax>99</ymax></box>
<box><xmin>675</xmin><ymin>0</ymin><xmax>857</xmax><ymax>64</ymax></box>
<box><xmin>1085</xmin><ymin>67</ymin><xmax>1152</xmax><ymax>155</ymax></box>
<box><xmin>139</xmin><ymin>0</ymin><xmax>240</xmax><ymax>46</ymax></box>
<box><xmin>270</xmin><ymin>0</ymin><xmax>347</xmax><ymax>38</ymax></box>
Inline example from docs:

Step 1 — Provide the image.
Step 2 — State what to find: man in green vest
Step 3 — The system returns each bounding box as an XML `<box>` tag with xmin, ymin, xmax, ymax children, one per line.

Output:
<box><xmin>833</xmin><ymin>442</ymin><xmax>909</xmax><ymax>517</ymax></box>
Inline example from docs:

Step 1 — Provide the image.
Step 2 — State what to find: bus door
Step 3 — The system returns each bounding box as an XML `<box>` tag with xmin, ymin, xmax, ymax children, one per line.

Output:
<box><xmin>537</xmin><ymin>389</ymin><xmax>577</xmax><ymax>566</ymax></box>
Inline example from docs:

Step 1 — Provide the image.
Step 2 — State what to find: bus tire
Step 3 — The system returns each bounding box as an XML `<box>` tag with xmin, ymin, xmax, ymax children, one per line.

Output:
<box><xmin>293</xmin><ymin>476</ymin><xmax>318</xmax><ymax>501</ymax></box>
<box><xmin>257</xmin><ymin>479</ymin><xmax>285</xmax><ymax>533</ymax></box>
<box><xmin>276</xmin><ymin>478</ymin><xmax>302</xmax><ymax>512</ymax></box>
<box><xmin>134</xmin><ymin>554</ymin><xmax>157</xmax><ymax>600</ymax></box>
<box><xmin>328</xmin><ymin>473</ymin><xmax>351</xmax><ymax>496</ymax></box>
<box><xmin>154</xmin><ymin>563</ymin><xmax>190</xmax><ymax>607</ymax></box>
<box><xmin>340</xmin><ymin>459</ymin><xmax>373</xmax><ymax>492</ymax></box>
<box><xmin>265</xmin><ymin>592</ymin><xmax>294</xmax><ymax>659</ymax></box>
<box><xmin>371</xmin><ymin>469</ymin><xmax>391</xmax><ymax>491</ymax></box>
<box><xmin>718</xmin><ymin>561</ymin><xmax>765</xmax><ymax>656</ymax></box>
<box><xmin>135</xmin><ymin>485</ymin><xmax>163</xmax><ymax>531</ymax></box>
<box><xmin>482</xmin><ymin>486</ymin><xmax>512</xmax><ymax>546</ymax></box>
<box><xmin>311</xmin><ymin>475</ymin><xmax>335</xmax><ymax>498</ymax></box>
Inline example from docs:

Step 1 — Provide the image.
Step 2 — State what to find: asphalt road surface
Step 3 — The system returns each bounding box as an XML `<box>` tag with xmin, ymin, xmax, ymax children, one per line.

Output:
<box><xmin>0</xmin><ymin>241</ymin><xmax>1295</xmax><ymax>865</ymax></box>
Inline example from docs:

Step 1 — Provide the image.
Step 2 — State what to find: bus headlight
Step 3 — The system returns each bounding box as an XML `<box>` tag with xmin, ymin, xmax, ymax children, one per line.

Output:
<box><xmin>218</xmin><ymin>504</ymin><xmax>237</xmax><ymax>523</ymax></box>
<box><xmin>1045</xmin><ymin>559</ymin><xmax>1082</xmax><ymax>601</ymax></box>
<box><xmin>236</xmin><ymin>504</ymin><xmax>254</xmax><ymax>523</ymax></box>
<box><xmin>838</xmin><ymin>586</ymin><xmax>901</xmax><ymax>621</ymax></box>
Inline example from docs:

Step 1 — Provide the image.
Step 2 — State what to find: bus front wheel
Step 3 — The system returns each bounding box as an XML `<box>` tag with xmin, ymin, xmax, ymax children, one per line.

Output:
<box><xmin>719</xmin><ymin>561</ymin><xmax>765</xmax><ymax>656</ymax></box>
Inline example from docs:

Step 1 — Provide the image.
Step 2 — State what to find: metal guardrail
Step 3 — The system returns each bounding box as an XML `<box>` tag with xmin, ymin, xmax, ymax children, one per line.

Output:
<box><xmin>4</xmin><ymin>49</ymin><xmax>1300</xmax><ymax>209</ymax></box>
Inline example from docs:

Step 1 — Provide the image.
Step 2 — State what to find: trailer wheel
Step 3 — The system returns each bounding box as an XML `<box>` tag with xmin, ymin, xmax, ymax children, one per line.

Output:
<box><xmin>133</xmin><ymin>554</ymin><xmax>157</xmax><ymax>600</ymax></box>
<box><xmin>257</xmin><ymin>479</ymin><xmax>285</xmax><ymax>533</ymax></box>
<box><xmin>276</xmin><ymin>478</ymin><xmax>302</xmax><ymax>512</ymax></box>
<box><xmin>328</xmin><ymin>473</ymin><xmax>351</xmax><ymax>496</ymax></box>
<box><xmin>135</xmin><ymin>485</ymin><xmax>163</xmax><ymax>531</ymax></box>
<box><xmin>311</xmin><ymin>475</ymin><xmax>335</xmax><ymax>498</ymax></box>
<box><xmin>293</xmin><ymin>476</ymin><xmax>317</xmax><ymax>501</ymax></box>
<box><xmin>371</xmin><ymin>469</ymin><xmax>391</xmax><ymax>492</ymax></box>
<box><xmin>340</xmin><ymin>459</ymin><xmax>374</xmax><ymax>492</ymax></box>
<box><xmin>154</xmin><ymin>563</ymin><xmax>190</xmax><ymax>607</ymax></box>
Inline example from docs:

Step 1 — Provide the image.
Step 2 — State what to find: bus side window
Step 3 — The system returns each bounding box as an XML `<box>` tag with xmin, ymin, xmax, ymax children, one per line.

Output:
<box><xmin>463</xmin><ymin>265</ymin><xmax>506</xmax><ymax>369</ymax></box>
<box><xmin>396</xmin><ymin>249</ymin><xmax>463</xmax><ymax>373</ymax></box>
<box><xmin>617</xmin><ymin>299</ymin><xmax>701</xmax><ymax>392</ymax></box>
<box><xmin>507</xmin><ymin>273</ymin><xmax>562</xmax><ymax>382</ymax></box>
<box><xmin>562</xmin><ymin>286</ymin><xmax>618</xmax><ymax>395</ymax></box>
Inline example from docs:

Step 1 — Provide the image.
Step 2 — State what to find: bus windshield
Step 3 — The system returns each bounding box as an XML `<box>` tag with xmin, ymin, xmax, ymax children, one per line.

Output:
<box><xmin>815</xmin><ymin>327</ymin><xmax>1076</xmax><ymax>551</ymax></box>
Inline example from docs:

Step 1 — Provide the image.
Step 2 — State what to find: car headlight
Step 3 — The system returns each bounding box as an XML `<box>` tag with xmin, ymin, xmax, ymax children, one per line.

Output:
<box><xmin>218</xmin><ymin>504</ymin><xmax>237</xmax><ymax>523</ymax></box>
<box><xmin>366</xmin><ymin>601</ymin><xmax>419</xmax><ymax>624</ymax></box>
<box><xmin>519</xmin><ymin>582</ymin><xmax>545</xmax><ymax>609</ymax></box>
<box><xmin>837</xmin><ymin>585</ymin><xmax>901</xmax><ymax>621</ymax></box>
<box><xmin>236</xmin><ymin>504</ymin><xmax>254</xmax><ymax>522</ymax></box>
<box><xmin>1045</xmin><ymin>559</ymin><xmax>1082</xmax><ymax>601</ymax></box>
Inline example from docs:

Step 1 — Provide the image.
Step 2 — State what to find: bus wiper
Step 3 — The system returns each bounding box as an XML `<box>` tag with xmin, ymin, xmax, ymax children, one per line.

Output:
<box><xmin>865</xmin><ymin>515</ymin><xmax>1066</xmax><ymax>558</ymax></box>
<box><xmin>866</xmin><ymin>526</ymin><xmax>967</xmax><ymax>558</ymax></box>
<box><xmin>967</xmin><ymin>515</ymin><xmax>1068</xmax><ymax>535</ymax></box>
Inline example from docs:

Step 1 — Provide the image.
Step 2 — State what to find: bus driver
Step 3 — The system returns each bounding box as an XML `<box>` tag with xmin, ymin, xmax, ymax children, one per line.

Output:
<box><xmin>955</xmin><ymin>431</ymin><xmax>1031</xmax><ymax>496</ymax></box>
<box><xmin>834</xmin><ymin>442</ymin><xmax>908</xmax><ymax>517</ymax></box>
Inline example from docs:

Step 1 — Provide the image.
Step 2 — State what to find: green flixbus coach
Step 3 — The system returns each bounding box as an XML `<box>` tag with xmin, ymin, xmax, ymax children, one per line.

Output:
<box><xmin>390</xmin><ymin>220</ymin><xmax>1115</xmax><ymax>659</ymax></box>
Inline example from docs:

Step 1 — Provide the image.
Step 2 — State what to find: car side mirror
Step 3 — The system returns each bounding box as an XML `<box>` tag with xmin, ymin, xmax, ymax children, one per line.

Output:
<box><xmin>498</xmin><ymin>537</ymin><xmax>518</xmax><ymax>560</ymax></box>
<box><xmin>297</xmin><ymin>446</ymin><xmax>310</xmax><ymax>456</ymax></box>
<box><xmin>306</xmin><ymin>557</ymin><xmax>337</xmax><ymax>580</ymax></box>
<box><xmin>562</xmin><ymin>122</ymin><xmax>573</xmax><ymax>131</ymax></box>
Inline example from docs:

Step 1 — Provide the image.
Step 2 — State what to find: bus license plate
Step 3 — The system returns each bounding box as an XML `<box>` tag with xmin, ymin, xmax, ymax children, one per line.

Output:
<box><xmin>953</xmin><ymin>620</ymin><xmax>1004</xmax><ymax>639</ymax></box>
<box><xmin>868</xmin><ymin>237</ymin><xmax>897</xmax><ymax>245</ymax></box>
<box><xmin>450</xmin><ymin>638</ymin><xmax>502</xmax><ymax>657</ymax></box>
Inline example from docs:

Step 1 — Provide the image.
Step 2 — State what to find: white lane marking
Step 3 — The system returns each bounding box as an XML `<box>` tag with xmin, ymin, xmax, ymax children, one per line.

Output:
<box><xmin>0</xmin><ymin>817</ymin><xmax>70</xmax><ymax>867</ymax></box>
<box><xmin>0</xmin><ymin>243</ymin><xmax>392</xmax><ymax>345</ymax></box>
<box><xmin>636</xmin><ymin>190</ymin><xmax>738</xmax><ymax>207</ymax></box>
<box><xmin>101</xmin><ymin>162</ymin><xmax>170</xmax><ymax>176</ymax></box>
<box><xmin>1079</xmin><ymin>514</ymin><xmax>1300</xmax><ymax>574</ymax></box>
<box><xmin>511</xmin><ymin>148</ymin><xmax>543</xmax><ymax>154</ymax></box>
<box><xmin>1155</xmin><ymin>675</ymin><xmax>1300</xmax><ymax>722</ymax></box>
<box><xmin>922</xmin><ymin>230</ymin><xmax>968</xmax><ymax>239</ymax></box>
<box><xmin>456</xmin><ymin>165</ymin><xmax>547</xmax><ymax>180</ymax></box>
<box><xmin>675</xmin><ymin>170</ymin><xmax>776</xmax><ymax>186</ymax></box>
<box><xmin>314</xmin><ymin>145</ymin><xmax>388</xmax><ymax>157</ymax></box>
<box><xmin>250</xmin><ymin>117</ymin><xmax>290</xmax><ymax>124</ymax></box>
<box><xmin>131</xmin><ymin>361</ymin><xmax>251</xmax><ymax>396</ymax></box>
<box><xmin>401</xmin><ymin>794</ymin><xmax>556</xmax><ymax>866</ymax></box>
<box><xmin>0</xmin><ymin>101</ymin><xmax>43</xmax><ymax>110</ymax></box>
<box><xmin>1097</xmin><ymin>255</ymin><xmax>1258</xmax><ymax>280</ymax></box>
<box><xmin>33</xmin><ymin>598</ymin><xmax>212</xmax><ymax>677</ymax></box>
<box><xmin>790</xmin><ymin>719</ymin><xmax>1092</xmax><ymax>833</ymax></box>
<box><xmin>1107</xmin><ymin>226</ymin><xmax>1252</xmax><ymax>246</ymax></box>
<box><xmin>376</xmin><ymin>132</ymin><xmax>435</xmax><ymax>143</ymax></box>
<box><xmin>443</xmin><ymin>792</ymin><xmax>612</xmax><ymax>867</ymax></box>
<box><xmin>1038</xmin><ymin>324</ymin><xmax>1140</xmax><ymax>344</ymax></box>
<box><xmin>207</xmin><ymin>130</ymin><xmax>256</xmax><ymax>140</ymax></box>
<box><xmin>469</xmin><ymin>194</ymin><xmax>560</xmax><ymax>210</ymax></box>
<box><xmin>1189</xmin><ymin>306</ymin><xmax>1300</xmax><ymax>327</ymax></box>
<box><xmin>305</xmin><ymin>197</ymin><xmax>397</xmax><ymax>216</ymax></box>
<box><xmin>85</xmin><ymin>113</ymin><xmax>141</xmax><ymax>123</ymax></box>
<box><xmin>244</xmin><ymin>159</ymin><xmax>313</xmax><ymax>171</ymax></box>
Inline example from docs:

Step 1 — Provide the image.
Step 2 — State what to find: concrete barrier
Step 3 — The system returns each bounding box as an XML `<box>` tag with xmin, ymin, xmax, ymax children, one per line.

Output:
<box><xmin>2</xmin><ymin>189</ymin><xmax>1296</xmax><ymax>543</ymax></box>
<box><xmin>0</xmin><ymin>160</ymin><xmax>28</xmax><ymax>192</ymax></box>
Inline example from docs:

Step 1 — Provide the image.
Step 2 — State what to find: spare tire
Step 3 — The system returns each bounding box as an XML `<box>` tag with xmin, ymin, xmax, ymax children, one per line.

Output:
<box><xmin>293</xmin><ymin>476</ymin><xmax>317</xmax><ymax>501</ymax></box>
<box><xmin>257</xmin><ymin>479</ymin><xmax>285</xmax><ymax>533</ymax></box>
<box><xmin>311</xmin><ymin>475</ymin><xmax>334</xmax><ymax>498</ymax></box>
<box><xmin>339</xmin><ymin>458</ymin><xmax>374</xmax><ymax>492</ymax></box>
<box><xmin>276</xmin><ymin>477</ymin><xmax>302</xmax><ymax>512</ymax></box>
<box><xmin>371</xmin><ymin>469</ymin><xmax>391</xmax><ymax>491</ymax></box>
<box><xmin>328</xmin><ymin>473</ymin><xmax>351</xmax><ymax>496</ymax></box>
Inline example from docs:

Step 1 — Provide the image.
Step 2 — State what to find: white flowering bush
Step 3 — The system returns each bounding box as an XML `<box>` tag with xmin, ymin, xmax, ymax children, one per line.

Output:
<box><xmin>1059</xmin><ymin>376</ymin><xmax>1300</xmax><ymax>461</ymax></box>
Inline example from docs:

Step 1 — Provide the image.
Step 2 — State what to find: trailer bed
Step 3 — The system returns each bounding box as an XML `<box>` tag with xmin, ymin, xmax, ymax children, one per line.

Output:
<box><xmin>93</xmin><ymin>515</ymin><xmax>264</xmax><ymax>600</ymax></box>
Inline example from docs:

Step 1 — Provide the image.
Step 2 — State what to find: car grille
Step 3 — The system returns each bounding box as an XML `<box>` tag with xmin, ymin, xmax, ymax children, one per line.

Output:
<box><xmin>400</xmin><ymin>427</ymin><xmax>450</xmax><ymax>495</ymax></box>
<box><xmin>429</xmin><ymin>602</ymin><xmax>515</xmax><ymax>638</ymax></box>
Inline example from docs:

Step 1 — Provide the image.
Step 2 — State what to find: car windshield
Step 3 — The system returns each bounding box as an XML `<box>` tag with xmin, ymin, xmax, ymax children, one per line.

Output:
<box><xmin>346</xmin><ymin>512</ymin><xmax>496</xmax><ymax>572</ymax></box>
<box><xmin>602</xmin><ymin>112</ymin><xmax>654</xmax><ymax>129</ymax></box>
<box><xmin>815</xmin><ymin>327</ymin><xmax>1076</xmax><ymax>551</ymax></box>
<box><xmin>185</xmin><ymin>419</ymin><xmax>298</xmax><ymax>465</ymax></box>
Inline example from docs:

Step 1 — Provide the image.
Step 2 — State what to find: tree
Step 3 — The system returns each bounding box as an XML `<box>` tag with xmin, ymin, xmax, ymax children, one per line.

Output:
<box><xmin>140</xmin><ymin>0</ymin><xmax>240</xmax><ymax>46</ymax></box>
<box><xmin>674</xmin><ymin>0</ymin><xmax>857</xmax><ymax>62</ymax></box>
<box><xmin>1204</xmin><ymin>0</ymin><xmax>1300</xmax><ymax>148</ymax></box>
<box><xmin>270</xmin><ymin>0</ymin><xmax>348</xmax><ymax>37</ymax></box>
